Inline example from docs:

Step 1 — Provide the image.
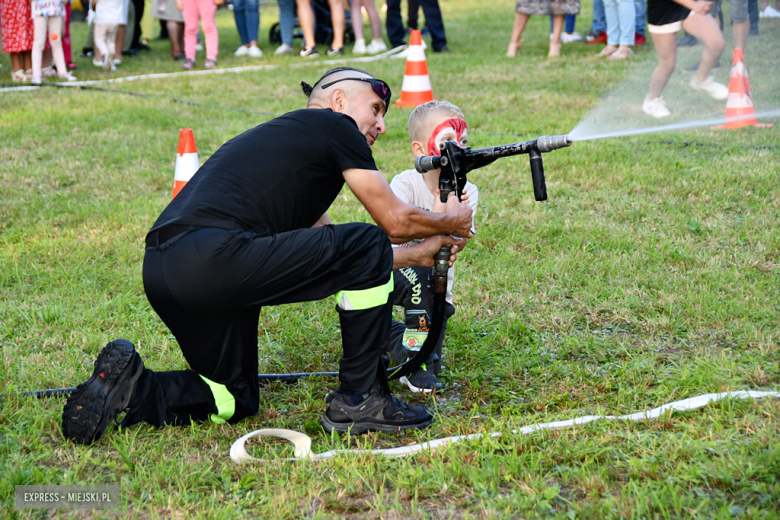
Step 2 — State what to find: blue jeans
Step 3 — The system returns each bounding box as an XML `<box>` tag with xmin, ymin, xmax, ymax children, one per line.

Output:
<box><xmin>592</xmin><ymin>0</ymin><xmax>606</xmax><ymax>34</ymax></box>
<box><xmin>634</xmin><ymin>0</ymin><xmax>645</xmax><ymax>35</ymax></box>
<box><xmin>386</xmin><ymin>0</ymin><xmax>446</xmax><ymax>50</ymax></box>
<box><xmin>278</xmin><ymin>0</ymin><xmax>295</xmax><ymax>46</ymax></box>
<box><xmin>604</xmin><ymin>0</ymin><xmax>635</xmax><ymax>45</ymax></box>
<box><xmin>233</xmin><ymin>0</ymin><xmax>260</xmax><ymax>45</ymax></box>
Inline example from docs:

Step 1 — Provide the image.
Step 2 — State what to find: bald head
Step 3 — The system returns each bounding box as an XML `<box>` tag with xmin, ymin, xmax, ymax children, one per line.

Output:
<box><xmin>305</xmin><ymin>67</ymin><xmax>377</xmax><ymax>110</ymax></box>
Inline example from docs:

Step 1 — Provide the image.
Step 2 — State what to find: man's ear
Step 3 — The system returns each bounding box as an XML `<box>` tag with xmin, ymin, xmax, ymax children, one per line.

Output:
<box><xmin>411</xmin><ymin>140</ymin><xmax>427</xmax><ymax>157</ymax></box>
<box><xmin>331</xmin><ymin>89</ymin><xmax>346</xmax><ymax>112</ymax></box>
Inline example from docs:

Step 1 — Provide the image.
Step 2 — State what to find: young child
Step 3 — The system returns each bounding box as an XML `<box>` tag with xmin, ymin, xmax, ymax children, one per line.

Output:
<box><xmin>92</xmin><ymin>0</ymin><xmax>123</xmax><ymax>71</ymax></box>
<box><xmin>388</xmin><ymin>100</ymin><xmax>479</xmax><ymax>393</ymax></box>
<box><xmin>30</xmin><ymin>0</ymin><xmax>77</xmax><ymax>83</ymax></box>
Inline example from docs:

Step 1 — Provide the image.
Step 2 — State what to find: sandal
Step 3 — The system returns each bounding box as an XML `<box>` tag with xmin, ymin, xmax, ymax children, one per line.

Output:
<box><xmin>608</xmin><ymin>45</ymin><xmax>633</xmax><ymax>60</ymax></box>
<box><xmin>507</xmin><ymin>40</ymin><xmax>523</xmax><ymax>58</ymax></box>
<box><xmin>11</xmin><ymin>70</ymin><xmax>28</xmax><ymax>82</ymax></box>
<box><xmin>547</xmin><ymin>42</ymin><xmax>562</xmax><ymax>58</ymax></box>
<box><xmin>596</xmin><ymin>44</ymin><xmax>618</xmax><ymax>57</ymax></box>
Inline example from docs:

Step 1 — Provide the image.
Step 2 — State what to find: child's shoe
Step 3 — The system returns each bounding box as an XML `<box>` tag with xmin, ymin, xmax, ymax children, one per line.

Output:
<box><xmin>58</xmin><ymin>73</ymin><xmax>78</xmax><ymax>82</ymax></box>
<box><xmin>366</xmin><ymin>39</ymin><xmax>388</xmax><ymax>54</ymax></box>
<box><xmin>326</xmin><ymin>47</ymin><xmax>344</xmax><ymax>56</ymax></box>
<box><xmin>274</xmin><ymin>44</ymin><xmax>294</xmax><ymax>55</ymax></box>
<box><xmin>352</xmin><ymin>38</ymin><xmax>367</xmax><ymax>54</ymax></box>
<box><xmin>400</xmin><ymin>363</ymin><xmax>443</xmax><ymax>393</ymax></box>
<box><xmin>642</xmin><ymin>95</ymin><xmax>670</xmax><ymax>118</ymax></box>
<box><xmin>299</xmin><ymin>46</ymin><xmax>319</xmax><ymax>58</ymax></box>
<box><xmin>30</xmin><ymin>75</ymin><xmax>42</xmax><ymax>85</ymax></box>
<box><xmin>182</xmin><ymin>58</ymin><xmax>195</xmax><ymax>70</ymax></box>
<box><xmin>247</xmin><ymin>45</ymin><xmax>262</xmax><ymax>58</ymax></box>
<box><xmin>689</xmin><ymin>75</ymin><xmax>729</xmax><ymax>100</ymax></box>
<box><xmin>11</xmin><ymin>70</ymin><xmax>28</xmax><ymax>82</ymax></box>
<box><xmin>204</xmin><ymin>58</ymin><xmax>217</xmax><ymax>69</ymax></box>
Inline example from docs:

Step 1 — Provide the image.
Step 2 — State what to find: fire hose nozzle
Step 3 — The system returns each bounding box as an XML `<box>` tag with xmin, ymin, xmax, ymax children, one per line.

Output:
<box><xmin>536</xmin><ymin>135</ymin><xmax>572</xmax><ymax>153</ymax></box>
<box><xmin>415</xmin><ymin>155</ymin><xmax>443</xmax><ymax>173</ymax></box>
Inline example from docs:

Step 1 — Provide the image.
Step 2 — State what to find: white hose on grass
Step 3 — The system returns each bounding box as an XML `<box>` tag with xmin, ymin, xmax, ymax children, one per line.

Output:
<box><xmin>230</xmin><ymin>390</ymin><xmax>780</xmax><ymax>463</ymax></box>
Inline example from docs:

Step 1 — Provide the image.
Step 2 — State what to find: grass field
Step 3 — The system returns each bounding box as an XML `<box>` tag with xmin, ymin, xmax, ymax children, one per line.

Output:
<box><xmin>2</xmin><ymin>0</ymin><xmax>780</xmax><ymax>517</ymax></box>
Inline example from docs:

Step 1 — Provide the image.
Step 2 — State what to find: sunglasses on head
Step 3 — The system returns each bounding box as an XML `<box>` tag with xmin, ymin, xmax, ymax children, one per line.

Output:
<box><xmin>319</xmin><ymin>77</ymin><xmax>392</xmax><ymax>113</ymax></box>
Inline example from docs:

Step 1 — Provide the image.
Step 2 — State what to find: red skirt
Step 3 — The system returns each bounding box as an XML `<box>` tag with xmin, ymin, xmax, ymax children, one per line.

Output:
<box><xmin>1</xmin><ymin>0</ymin><xmax>35</xmax><ymax>53</ymax></box>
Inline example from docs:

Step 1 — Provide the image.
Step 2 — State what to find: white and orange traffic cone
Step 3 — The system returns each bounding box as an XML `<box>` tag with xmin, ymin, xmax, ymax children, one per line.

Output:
<box><xmin>395</xmin><ymin>30</ymin><xmax>434</xmax><ymax>107</ymax></box>
<box><xmin>716</xmin><ymin>49</ymin><xmax>773</xmax><ymax>129</ymax></box>
<box><xmin>172</xmin><ymin>129</ymin><xmax>200</xmax><ymax>199</ymax></box>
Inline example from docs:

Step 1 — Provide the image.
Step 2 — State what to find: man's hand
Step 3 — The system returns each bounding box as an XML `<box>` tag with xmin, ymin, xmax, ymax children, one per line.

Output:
<box><xmin>445</xmin><ymin>192</ymin><xmax>473</xmax><ymax>238</ymax></box>
<box><xmin>392</xmin><ymin>235</ymin><xmax>463</xmax><ymax>270</ymax></box>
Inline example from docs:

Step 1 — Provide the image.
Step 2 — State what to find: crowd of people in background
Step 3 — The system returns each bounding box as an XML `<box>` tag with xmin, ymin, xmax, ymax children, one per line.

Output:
<box><xmin>1</xmin><ymin>0</ymin><xmax>778</xmax><ymax>115</ymax></box>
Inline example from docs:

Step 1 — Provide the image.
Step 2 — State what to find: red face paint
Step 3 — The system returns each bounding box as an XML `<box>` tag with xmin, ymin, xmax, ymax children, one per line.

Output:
<box><xmin>427</xmin><ymin>118</ymin><xmax>468</xmax><ymax>157</ymax></box>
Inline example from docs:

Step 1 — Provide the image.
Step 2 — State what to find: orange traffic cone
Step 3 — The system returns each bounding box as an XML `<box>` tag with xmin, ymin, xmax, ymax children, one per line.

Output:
<box><xmin>717</xmin><ymin>49</ymin><xmax>773</xmax><ymax>129</ymax></box>
<box><xmin>172</xmin><ymin>129</ymin><xmax>200</xmax><ymax>199</ymax></box>
<box><xmin>395</xmin><ymin>30</ymin><xmax>434</xmax><ymax>107</ymax></box>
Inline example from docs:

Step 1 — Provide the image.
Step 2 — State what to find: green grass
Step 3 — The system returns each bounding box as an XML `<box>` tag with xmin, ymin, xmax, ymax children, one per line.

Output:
<box><xmin>2</xmin><ymin>0</ymin><xmax>780</xmax><ymax>517</ymax></box>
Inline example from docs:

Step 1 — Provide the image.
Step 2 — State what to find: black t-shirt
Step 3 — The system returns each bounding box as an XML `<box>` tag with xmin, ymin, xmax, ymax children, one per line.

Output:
<box><xmin>150</xmin><ymin>109</ymin><xmax>377</xmax><ymax>236</ymax></box>
<box><xmin>647</xmin><ymin>0</ymin><xmax>690</xmax><ymax>26</ymax></box>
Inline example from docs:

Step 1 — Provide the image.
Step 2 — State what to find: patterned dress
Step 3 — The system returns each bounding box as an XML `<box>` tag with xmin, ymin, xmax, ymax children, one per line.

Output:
<box><xmin>30</xmin><ymin>0</ymin><xmax>66</xmax><ymax>18</ymax></box>
<box><xmin>515</xmin><ymin>0</ymin><xmax>580</xmax><ymax>15</ymax></box>
<box><xmin>0</xmin><ymin>0</ymin><xmax>35</xmax><ymax>53</ymax></box>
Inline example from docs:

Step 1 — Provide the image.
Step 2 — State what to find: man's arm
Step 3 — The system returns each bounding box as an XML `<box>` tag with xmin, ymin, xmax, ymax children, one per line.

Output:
<box><xmin>392</xmin><ymin>235</ymin><xmax>463</xmax><ymax>270</ymax></box>
<box><xmin>342</xmin><ymin>168</ymin><xmax>473</xmax><ymax>240</ymax></box>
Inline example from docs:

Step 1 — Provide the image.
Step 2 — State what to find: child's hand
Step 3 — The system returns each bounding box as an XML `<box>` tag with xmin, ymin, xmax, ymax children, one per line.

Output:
<box><xmin>460</xmin><ymin>188</ymin><xmax>470</xmax><ymax>206</ymax></box>
<box><xmin>432</xmin><ymin>190</ymin><xmax>447</xmax><ymax>213</ymax></box>
<box><xmin>176</xmin><ymin>0</ymin><xmax>183</xmax><ymax>10</ymax></box>
<box><xmin>691</xmin><ymin>0</ymin><xmax>712</xmax><ymax>14</ymax></box>
<box><xmin>214</xmin><ymin>0</ymin><xmax>224</xmax><ymax>5</ymax></box>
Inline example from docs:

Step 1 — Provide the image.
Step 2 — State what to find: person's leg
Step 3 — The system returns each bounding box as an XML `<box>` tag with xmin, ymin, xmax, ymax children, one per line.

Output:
<box><xmin>107</xmin><ymin>24</ymin><xmax>118</xmax><ymax>61</ymax></box>
<box><xmin>11</xmin><ymin>53</ymin><xmax>23</xmax><ymax>74</ymax></box>
<box><xmin>565</xmin><ymin>13</ymin><xmax>576</xmax><ymax>33</ymax></box>
<box><xmin>182</xmin><ymin>0</ymin><xmax>200</xmax><ymax>60</ymax></box>
<box><xmin>592</xmin><ymin>0</ymin><xmax>607</xmax><ymax>34</ymax></box>
<box><xmin>63</xmin><ymin>2</ymin><xmax>73</xmax><ymax>65</ymax></box>
<box><xmin>365</xmin><ymin>0</ymin><xmax>384</xmax><ymax>43</ymax></box>
<box><xmin>296</xmin><ymin>0</ymin><xmax>317</xmax><ymax>49</ymax></box>
<box><xmin>122</xmin><ymin>0</ymin><xmax>135</xmax><ymax>53</ymax></box>
<box><xmin>132</xmin><ymin>0</ymin><xmax>145</xmax><ymax>48</ymax></box>
<box><xmin>747</xmin><ymin>0</ymin><xmax>759</xmax><ymax>34</ymax></box>
<box><xmin>83</xmin><ymin>17</ymin><xmax>95</xmax><ymax>53</ymax></box>
<box><xmin>31</xmin><ymin>17</ymin><xmax>47</xmax><ymax>81</ymax></box>
<box><xmin>418</xmin><ymin>0</ymin><xmax>446</xmax><ymax>50</ymax></box>
<box><xmin>648</xmin><ymin>32</ymin><xmax>677</xmax><ymax>98</ymax></box>
<box><xmin>116</xmin><ymin>25</ymin><xmax>126</xmax><ymax>60</ymax></box>
<box><xmin>617</xmin><ymin>0</ymin><xmax>635</xmax><ymax>46</ymax></box>
<box><xmin>352</xmin><ymin>0</ymin><xmax>365</xmax><ymax>42</ymax></box>
<box><xmin>141</xmin><ymin>0</ymin><xmax>155</xmax><ymax>42</ymax></box>
<box><xmin>386</xmin><ymin>0</ymin><xmax>406</xmax><ymax>47</ymax></box>
<box><xmin>549</xmin><ymin>13</ymin><xmax>564</xmax><ymax>55</ymax></box>
<box><xmin>233</xmin><ymin>0</ymin><xmax>251</xmax><ymax>46</ymax></box>
<box><xmin>278</xmin><ymin>0</ymin><xmax>295</xmax><ymax>46</ymax></box>
<box><xmin>244</xmin><ymin>0</ymin><xmax>260</xmax><ymax>47</ymax></box>
<box><xmin>198</xmin><ymin>0</ymin><xmax>219</xmax><ymax>60</ymax></box>
<box><xmin>408</xmin><ymin>0</ymin><xmax>420</xmax><ymax>29</ymax></box>
<box><xmin>603</xmin><ymin>0</ymin><xmax>620</xmax><ymax>48</ymax></box>
<box><xmin>634</xmin><ymin>0</ymin><xmax>646</xmax><ymax>35</ymax></box>
<box><xmin>46</xmin><ymin>16</ymin><xmax>69</xmax><ymax>75</ymax></box>
<box><xmin>508</xmin><ymin>12</ymin><xmax>530</xmax><ymax>48</ymax></box>
<box><xmin>731</xmin><ymin>0</ymin><xmax>750</xmax><ymax>49</ymax></box>
<box><xmin>682</xmin><ymin>12</ymin><xmax>725</xmax><ymax>82</ymax></box>
<box><xmin>166</xmin><ymin>20</ymin><xmax>185</xmax><ymax>57</ymax></box>
<box><xmin>94</xmin><ymin>24</ymin><xmax>110</xmax><ymax>59</ymax></box>
<box><xmin>328</xmin><ymin>0</ymin><xmax>345</xmax><ymax>49</ymax></box>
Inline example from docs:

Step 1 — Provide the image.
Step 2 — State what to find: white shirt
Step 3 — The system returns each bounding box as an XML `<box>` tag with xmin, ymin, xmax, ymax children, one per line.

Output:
<box><xmin>94</xmin><ymin>0</ymin><xmax>124</xmax><ymax>24</ymax></box>
<box><xmin>389</xmin><ymin>169</ymin><xmax>479</xmax><ymax>303</ymax></box>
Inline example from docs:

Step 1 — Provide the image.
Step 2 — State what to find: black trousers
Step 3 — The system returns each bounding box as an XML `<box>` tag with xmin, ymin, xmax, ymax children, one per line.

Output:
<box><xmin>131</xmin><ymin>0</ymin><xmax>145</xmax><ymax>48</ymax></box>
<box><xmin>388</xmin><ymin>266</ymin><xmax>455</xmax><ymax>375</ymax></box>
<box><xmin>124</xmin><ymin>224</ymin><xmax>393</xmax><ymax>427</ymax></box>
<box><xmin>386</xmin><ymin>0</ymin><xmax>447</xmax><ymax>50</ymax></box>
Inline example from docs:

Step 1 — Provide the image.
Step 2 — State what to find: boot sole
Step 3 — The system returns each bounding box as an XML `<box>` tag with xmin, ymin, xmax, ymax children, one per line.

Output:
<box><xmin>320</xmin><ymin>414</ymin><xmax>433</xmax><ymax>435</ymax></box>
<box><xmin>62</xmin><ymin>339</ymin><xmax>144</xmax><ymax>445</ymax></box>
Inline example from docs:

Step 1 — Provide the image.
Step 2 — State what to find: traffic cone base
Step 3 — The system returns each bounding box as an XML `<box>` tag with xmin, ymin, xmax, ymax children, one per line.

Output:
<box><xmin>395</xmin><ymin>29</ymin><xmax>435</xmax><ymax>108</ymax></box>
<box><xmin>714</xmin><ymin>49</ymin><xmax>773</xmax><ymax>130</ymax></box>
<box><xmin>172</xmin><ymin>129</ymin><xmax>200</xmax><ymax>199</ymax></box>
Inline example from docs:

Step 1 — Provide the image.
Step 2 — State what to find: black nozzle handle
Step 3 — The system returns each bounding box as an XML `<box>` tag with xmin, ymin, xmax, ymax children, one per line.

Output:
<box><xmin>529</xmin><ymin>148</ymin><xmax>547</xmax><ymax>202</ymax></box>
<box><xmin>415</xmin><ymin>155</ymin><xmax>443</xmax><ymax>173</ymax></box>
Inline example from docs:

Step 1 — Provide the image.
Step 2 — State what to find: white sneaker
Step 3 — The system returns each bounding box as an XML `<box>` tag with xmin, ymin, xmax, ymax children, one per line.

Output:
<box><xmin>366</xmin><ymin>39</ymin><xmax>388</xmax><ymax>54</ymax></box>
<box><xmin>555</xmin><ymin>32</ymin><xmax>582</xmax><ymax>43</ymax></box>
<box><xmin>234</xmin><ymin>45</ymin><xmax>248</xmax><ymax>57</ymax></box>
<box><xmin>92</xmin><ymin>59</ymin><xmax>104</xmax><ymax>67</ymax></box>
<box><xmin>759</xmin><ymin>5</ymin><xmax>780</xmax><ymax>17</ymax></box>
<box><xmin>643</xmin><ymin>96</ymin><xmax>671</xmax><ymax>118</ymax></box>
<box><xmin>274</xmin><ymin>44</ymin><xmax>294</xmax><ymax>55</ymax></box>
<box><xmin>247</xmin><ymin>45</ymin><xmax>263</xmax><ymax>58</ymax></box>
<box><xmin>690</xmin><ymin>76</ymin><xmax>729</xmax><ymax>100</ymax></box>
<box><xmin>352</xmin><ymin>38</ymin><xmax>367</xmax><ymax>54</ymax></box>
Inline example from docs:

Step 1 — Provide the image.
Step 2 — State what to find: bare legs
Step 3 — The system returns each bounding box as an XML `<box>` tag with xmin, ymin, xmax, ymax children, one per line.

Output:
<box><xmin>648</xmin><ymin>32</ymin><xmax>676</xmax><ymax>99</ymax></box>
<box><xmin>351</xmin><ymin>0</ymin><xmax>383</xmax><ymax>42</ymax></box>
<box><xmin>732</xmin><ymin>19</ymin><xmax>749</xmax><ymax>50</ymax></box>
<box><xmin>296</xmin><ymin>0</ymin><xmax>344</xmax><ymax>50</ymax></box>
<box><xmin>508</xmin><ymin>12</ymin><xmax>564</xmax><ymax>57</ymax></box>
<box><xmin>166</xmin><ymin>20</ymin><xmax>185</xmax><ymax>58</ymax></box>
<box><xmin>682</xmin><ymin>12</ymin><xmax>725</xmax><ymax>82</ymax></box>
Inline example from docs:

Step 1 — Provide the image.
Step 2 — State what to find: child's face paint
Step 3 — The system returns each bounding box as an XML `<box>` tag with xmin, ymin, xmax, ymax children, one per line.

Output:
<box><xmin>427</xmin><ymin>118</ymin><xmax>468</xmax><ymax>156</ymax></box>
